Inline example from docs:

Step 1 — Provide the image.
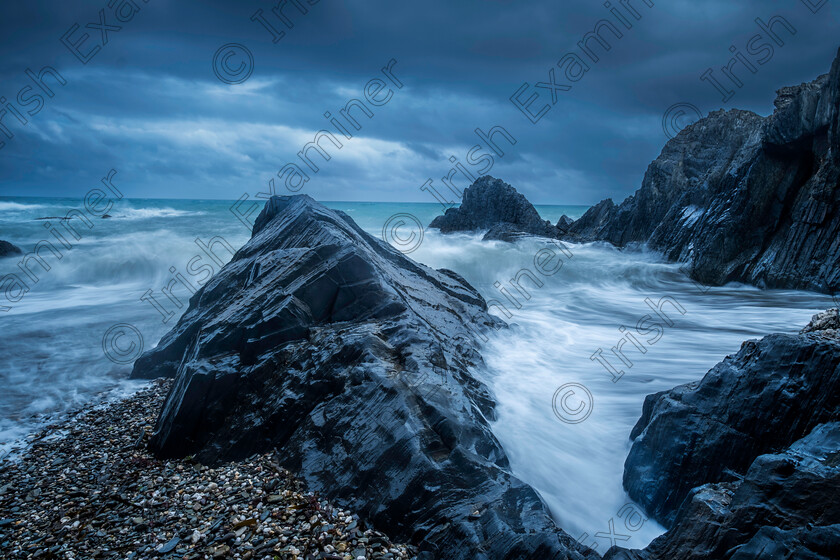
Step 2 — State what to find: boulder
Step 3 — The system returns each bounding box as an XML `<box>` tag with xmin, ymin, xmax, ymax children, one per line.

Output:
<box><xmin>132</xmin><ymin>195</ymin><xmax>596</xmax><ymax>560</ymax></box>
<box><xmin>429</xmin><ymin>176</ymin><xmax>563</xmax><ymax>240</ymax></box>
<box><xmin>606</xmin><ymin>422</ymin><xmax>840</xmax><ymax>560</ymax></box>
<box><xmin>623</xmin><ymin>309</ymin><xmax>840</xmax><ymax>527</ymax></box>
<box><xmin>0</xmin><ymin>240</ymin><xmax>22</xmax><ymax>258</ymax></box>
<box><xmin>555</xmin><ymin>215</ymin><xmax>574</xmax><ymax>234</ymax></box>
<box><xmin>563</xmin><ymin>48</ymin><xmax>840</xmax><ymax>294</ymax></box>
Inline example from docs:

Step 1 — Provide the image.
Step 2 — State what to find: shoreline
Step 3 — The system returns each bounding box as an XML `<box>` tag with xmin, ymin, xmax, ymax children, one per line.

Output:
<box><xmin>0</xmin><ymin>380</ymin><xmax>417</xmax><ymax>560</ymax></box>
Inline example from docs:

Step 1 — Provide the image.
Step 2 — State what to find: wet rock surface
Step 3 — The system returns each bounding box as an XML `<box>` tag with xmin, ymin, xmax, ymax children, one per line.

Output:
<box><xmin>0</xmin><ymin>240</ymin><xmax>22</xmax><ymax>258</ymax></box>
<box><xmin>563</xmin><ymin>48</ymin><xmax>840</xmax><ymax>294</ymax></box>
<box><xmin>606</xmin><ymin>422</ymin><xmax>840</xmax><ymax>560</ymax></box>
<box><xmin>609</xmin><ymin>310</ymin><xmax>840</xmax><ymax>559</ymax></box>
<box><xmin>0</xmin><ymin>380</ymin><xmax>417</xmax><ymax>560</ymax></box>
<box><xmin>428</xmin><ymin>176</ymin><xmax>563</xmax><ymax>241</ymax></box>
<box><xmin>623</xmin><ymin>309</ymin><xmax>840</xmax><ymax>527</ymax></box>
<box><xmin>131</xmin><ymin>195</ymin><xmax>594</xmax><ymax>560</ymax></box>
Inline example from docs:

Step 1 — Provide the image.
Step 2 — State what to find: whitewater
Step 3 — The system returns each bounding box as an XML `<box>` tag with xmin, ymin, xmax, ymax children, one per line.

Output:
<box><xmin>0</xmin><ymin>196</ymin><xmax>834</xmax><ymax>551</ymax></box>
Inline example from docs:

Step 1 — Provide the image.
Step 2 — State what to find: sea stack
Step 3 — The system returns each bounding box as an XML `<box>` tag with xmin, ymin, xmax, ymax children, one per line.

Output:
<box><xmin>429</xmin><ymin>176</ymin><xmax>564</xmax><ymax>241</ymax></box>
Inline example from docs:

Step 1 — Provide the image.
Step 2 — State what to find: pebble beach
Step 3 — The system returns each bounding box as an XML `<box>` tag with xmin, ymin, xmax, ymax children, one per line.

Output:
<box><xmin>0</xmin><ymin>380</ymin><xmax>417</xmax><ymax>560</ymax></box>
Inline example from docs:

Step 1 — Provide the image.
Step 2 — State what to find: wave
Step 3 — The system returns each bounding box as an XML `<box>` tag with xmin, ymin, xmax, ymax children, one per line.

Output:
<box><xmin>0</xmin><ymin>202</ymin><xmax>47</xmax><ymax>211</ymax></box>
<box><xmin>115</xmin><ymin>207</ymin><xmax>206</xmax><ymax>220</ymax></box>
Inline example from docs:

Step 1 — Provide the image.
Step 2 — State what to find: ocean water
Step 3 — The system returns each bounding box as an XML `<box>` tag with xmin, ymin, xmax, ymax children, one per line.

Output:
<box><xmin>0</xmin><ymin>196</ymin><xmax>833</xmax><ymax>550</ymax></box>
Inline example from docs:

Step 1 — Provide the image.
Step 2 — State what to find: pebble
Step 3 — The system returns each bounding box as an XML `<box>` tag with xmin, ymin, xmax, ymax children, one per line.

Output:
<box><xmin>0</xmin><ymin>380</ymin><xmax>418</xmax><ymax>559</ymax></box>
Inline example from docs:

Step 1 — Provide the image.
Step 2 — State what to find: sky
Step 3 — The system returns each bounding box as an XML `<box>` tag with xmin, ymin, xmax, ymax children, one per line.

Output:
<box><xmin>0</xmin><ymin>0</ymin><xmax>838</xmax><ymax>205</ymax></box>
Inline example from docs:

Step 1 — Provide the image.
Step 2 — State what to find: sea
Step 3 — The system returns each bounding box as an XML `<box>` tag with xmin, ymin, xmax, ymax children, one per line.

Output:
<box><xmin>0</xmin><ymin>196</ymin><xmax>835</xmax><ymax>550</ymax></box>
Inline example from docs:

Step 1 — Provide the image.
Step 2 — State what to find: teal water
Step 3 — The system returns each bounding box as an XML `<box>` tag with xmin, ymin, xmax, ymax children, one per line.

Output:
<box><xmin>0</xmin><ymin>195</ymin><xmax>832</xmax><ymax>550</ymax></box>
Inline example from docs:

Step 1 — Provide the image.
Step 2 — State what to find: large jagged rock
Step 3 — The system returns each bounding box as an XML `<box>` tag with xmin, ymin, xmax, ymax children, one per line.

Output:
<box><xmin>0</xmin><ymin>240</ymin><xmax>22</xmax><ymax>258</ymax></box>
<box><xmin>429</xmin><ymin>176</ymin><xmax>563</xmax><ymax>241</ymax></box>
<box><xmin>605</xmin><ymin>422</ymin><xmax>840</xmax><ymax>560</ymax></box>
<box><xmin>623</xmin><ymin>309</ymin><xmax>840</xmax><ymax>528</ymax></box>
<box><xmin>564</xmin><ymin>48</ymin><xmax>840</xmax><ymax>294</ymax></box>
<box><xmin>131</xmin><ymin>195</ymin><xmax>596</xmax><ymax>560</ymax></box>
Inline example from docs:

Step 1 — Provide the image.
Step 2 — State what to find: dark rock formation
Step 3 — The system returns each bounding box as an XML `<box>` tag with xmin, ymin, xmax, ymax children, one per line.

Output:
<box><xmin>0</xmin><ymin>240</ymin><xmax>22</xmax><ymax>258</ymax></box>
<box><xmin>428</xmin><ymin>176</ymin><xmax>563</xmax><ymax>241</ymax></box>
<box><xmin>132</xmin><ymin>195</ymin><xmax>595</xmax><ymax>560</ymax></box>
<box><xmin>623</xmin><ymin>309</ymin><xmax>840</xmax><ymax>527</ymax></box>
<box><xmin>564</xmin><ymin>48</ymin><xmax>840</xmax><ymax>293</ymax></box>
<box><xmin>555</xmin><ymin>215</ymin><xmax>573</xmax><ymax>234</ymax></box>
<box><xmin>605</xmin><ymin>422</ymin><xmax>840</xmax><ymax>560</ymax></box>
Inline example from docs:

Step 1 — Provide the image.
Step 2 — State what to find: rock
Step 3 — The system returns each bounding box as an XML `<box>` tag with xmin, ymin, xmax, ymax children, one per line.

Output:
<box><xmin>623</xmin><ymin>309</ymin><xmax>840</xmax><ymax>527</ymax></box>
<box><xmin>0</xmin><ymin>240</ymin><xmax>22</xmax><ymax>258</ymax></box>
<box><xmin>481</xmin><ymin>222</ymin><xmax>533</xmax><ymax>242</ymax></box>
<box><xmin>133</xmin><ymin>195</ymin><xmax>595</xmax><ymax>560</ymax></box>
<box><xmin>802</xmin><ymin>307</ymin><xmax>840</xmax><ymax>336</ymax></box>
<box><xmin>429</xmin><ymin>176</ymin><xmax>563</xmax><ymax>240</ymax></box>
<box><xmin>606</xmin><ymin>422</ymin><xmax>840</xmax><ymax>560</ymax></box>
<box><xmin>555</xmin><ymin>215</ymin><xmax>573</xmax><ymax>234</ymax></box>
<box><xmin>563</xmin><ymin>48</ymin><xmax>840</xmax><ymax>294</ymax></box>
<box><xmin>157</xmin><ymin>536</ymin><xmax>181</xmax><ymax>553</ymax></box>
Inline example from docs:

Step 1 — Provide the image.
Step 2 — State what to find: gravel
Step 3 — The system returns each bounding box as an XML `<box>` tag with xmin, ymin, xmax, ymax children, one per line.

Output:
<box><xmin>0</xmin><ymin>380</ymin><xmax>418</xmax><ymax>560</ymax></box>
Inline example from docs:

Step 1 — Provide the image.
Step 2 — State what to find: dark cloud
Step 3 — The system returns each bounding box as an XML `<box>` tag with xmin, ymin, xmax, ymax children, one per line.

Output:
<box><xmin>0</xmin><ymin>0</ymin><xmax>838</xmax><ymax>204</ymax></box>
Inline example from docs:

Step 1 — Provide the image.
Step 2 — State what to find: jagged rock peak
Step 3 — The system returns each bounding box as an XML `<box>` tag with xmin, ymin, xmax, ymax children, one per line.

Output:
<box><xmin>429</xmin><ymin>175</ymin><xmax>563</xmax><ymax>241</ymax></box>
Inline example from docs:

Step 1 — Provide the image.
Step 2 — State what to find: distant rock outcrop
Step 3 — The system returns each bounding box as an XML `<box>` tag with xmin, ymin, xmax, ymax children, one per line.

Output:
<box><xmin>132</xmin><ymin>195</ymin><xmax>596</xmax><ymax>560</ymax></box>
<box><xmin>607</xmin><ymin>309</ymin><xmax>840</xmax><ymax>559</ymax></box>
<box><xmin>0</xmin><ymin>240</ymin><xmax>22</xmax><ymax>258</ymax></box>
<box><xmin>564</xmin><ymin>47</ymin><xmax>840</xmax><ymax>294</ymax></box>
<box><xmin>429</xmin><ymin>176</ymin><xmax>563</xmax><ymax>241</ymax></box>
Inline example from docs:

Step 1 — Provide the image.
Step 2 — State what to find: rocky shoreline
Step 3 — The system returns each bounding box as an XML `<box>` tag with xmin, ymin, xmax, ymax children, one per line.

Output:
<box><xmin>0</xmin><ymin>380</ymin><xmax>418</xmax><ymax>560</ymax></box>
<box><xmin>605</xmin><ymin>309</ymin><xmax>840</xmax><ymax>559</ymax></box>
<box><xmin>559</xmin><ymin>47</ymin><xmax>840</xmax><ymax>294</ymax></box>
<box><xmin>131</xmin><ymin>195</ymin><xmax>595</xmax><ymax>560</ymax></box>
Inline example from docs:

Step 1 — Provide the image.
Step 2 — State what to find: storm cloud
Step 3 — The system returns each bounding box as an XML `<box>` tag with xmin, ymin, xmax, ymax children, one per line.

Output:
<box><xmin>0</xmin><ymin>0</ymin><xmax>838</xmax><ymax>204</ymax></box>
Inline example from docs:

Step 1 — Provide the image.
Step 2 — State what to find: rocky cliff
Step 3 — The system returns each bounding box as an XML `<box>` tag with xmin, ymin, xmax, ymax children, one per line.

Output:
<box><xmin>563</xmin><ymin>47</ymin><xmax>840</xmax><ymax>294</ymax></box>
<box><xmin>607</xmin><ymin>309</ymin><xmax>840</xmax><ymax>559</ymax></box>
<box><xmin>132</xmin><ymin>195</ymin><xmax>595</xmax><ymax>560</ymax></box>
<box><xmin>429</xmin><ymin>176</ymin><xmax>564</xmax><ymax>241</ymax></box>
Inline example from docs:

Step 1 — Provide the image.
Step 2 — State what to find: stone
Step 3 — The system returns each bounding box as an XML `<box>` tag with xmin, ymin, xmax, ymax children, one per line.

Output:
<box><xmin>606</xmin><ymin>422</ymin><xmax>840</xmax><ymax>560</ymax></box>
<box><xmin>156</xmin><ymin>536</ymin><xmax>180</xmax><ymax>554</ymax></box>
<box><xmin>0</xmin><ymin>240</ymin><xmax>22</xmax><ymax>258</ymax></box>
<box><xmin>133</xmin><ymin>195</ymin><xmax>595</xmax><ymax>560</ymax></box>
<box><xmin>623</xmin><ymin>309</ymin><xmax>840</xmax><ymax>527</ymax></box>
<box><xmin>428</xmin><ymin>176</ymin><xmax>563</xmax><ymax>240</ymax></box>
<box><xmin>562</xmin><ymin>48</ymin><xmax>840</xmax><ymax>294</ymax></box>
